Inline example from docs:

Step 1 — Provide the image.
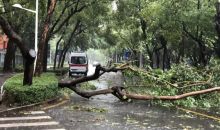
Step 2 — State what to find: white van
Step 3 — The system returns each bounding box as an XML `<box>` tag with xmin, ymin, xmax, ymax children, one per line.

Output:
<box><xmin>68</xmin><ymin>52</ymin><xmax>88</xmax><ymax>76</ymax></box>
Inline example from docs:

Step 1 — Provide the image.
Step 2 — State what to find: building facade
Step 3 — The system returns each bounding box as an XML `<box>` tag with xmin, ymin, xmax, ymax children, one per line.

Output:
<box><xmin>0</xmin><ymin>34</ymin><xmax>23</xmax><ymax>67</ymax></box>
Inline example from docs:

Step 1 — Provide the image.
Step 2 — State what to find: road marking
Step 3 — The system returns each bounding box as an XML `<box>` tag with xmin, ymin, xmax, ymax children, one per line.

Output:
<box><xmin>0</xmin><ymin>116</ymin><xmax>51</xmax><ymax>121</ymax></box>
<box><xmin>24</xmin><ymin>111</ymin><xmax>45</xmax><ymax>115</ymax></box>
<box><xmin>0</xmin><ymin>121</ymin><xmax>59</xmax><ymax>128</ymax></box>
<box><xmin>43</xmin><ymin>129</ymin><xmax>66</xmax><ymax>130</ymax></box>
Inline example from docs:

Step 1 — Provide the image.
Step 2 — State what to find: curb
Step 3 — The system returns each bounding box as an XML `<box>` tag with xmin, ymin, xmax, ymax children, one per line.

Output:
<box><xmin>0</xmin><ymin>96</ymin><xmax>66</xmax><ymax>114</ymax></box>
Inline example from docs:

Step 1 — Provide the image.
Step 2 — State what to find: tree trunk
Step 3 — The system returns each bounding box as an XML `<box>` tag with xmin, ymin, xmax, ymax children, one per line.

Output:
<box><xmin>43</xmin><ymin>42</ymin><xmax>48</xmax><ymax>72</ymax></box>
<box><xmin>177</xmin><ymin>34</ymin><xmax>185</xmax><ymax>63</ymax></box>
<box><xmin>215</xmin><ymin>1</ymin><xmax>220</xmax><ymax>58</ymax></box>
<box><xmin>3</xmin><ymin>40</ymin><xmax>15</xmax><ymax>72</ymax></box>
<box><xmin>58</xmin><ymin>48</ymin><xmax>66</xmax><ymax>68</ymax></box>
<box><xmin>198</xmin><ymin>41</ymin><xmax>207</xmax><ymax>66</ymax></box>
<box><xmin>139</xmin><ymin>52</ymin><xmax>143</xmax><ymax>68</ymax></box>
<box><xmin>0</xmin><ymin>16</ymin><xmax>36</xmax><ymax>85</ymax></box>
<box><xmin>61</xmin><ymin>48</ymin><xmax>68</xmax><ymax>68</ymax></box>
<box><xmin>23</xmin><ymin>50</ymin><xmax>36</xmax><ymax>85</ymax></box>
<box><xmin>12</xmin><ymin>46</ymin><xmax>17</xmax><ymax>69</ymax></box>
<box><xmin>160</xmin><ymin>36</ymin><xmax>169</xmax><ymax>70</ymax></box>
<box><xmin>53</xmin><ymin>44</ymin><xmax>59</xmax><ymax>70</ymax></box>
<box><xmin>53</xmin><ymin>36</ymin><xmax>63</xmax><ymax>70</ymax></box>
<box><xmin>35</xmin><ymin>0</ymin><xmax>57</xmax><ymax>76</ymax></box>
<box><xmin>155</xmin><ymin>49</ymin><xmax>160</xmax><ymax>68</ymax></box>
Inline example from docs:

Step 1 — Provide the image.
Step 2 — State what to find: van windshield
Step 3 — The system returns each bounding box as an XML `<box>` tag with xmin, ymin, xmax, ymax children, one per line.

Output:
<box><xmin>71</xmin><ymin>56</ymin><xmax>86</xmax><ymax>64</ymax></box>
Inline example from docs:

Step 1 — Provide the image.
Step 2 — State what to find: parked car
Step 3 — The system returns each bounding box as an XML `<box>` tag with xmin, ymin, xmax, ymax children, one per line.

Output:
<box><xmin>68</xmin><ymin>52</ymin><xmax>88</xmax><ymax>76</ymax></box>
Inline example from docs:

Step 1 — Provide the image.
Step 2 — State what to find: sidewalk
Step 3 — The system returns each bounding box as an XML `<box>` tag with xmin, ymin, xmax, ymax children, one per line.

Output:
<box><xmin>0</xmin><ymin>73</ymin><xmax>13</xmax><ymax>86</ymax></box>
<box><xmin>0</xmin><ymin>72</ymin><xmax>14</xmax><ymax>111</ymax></box>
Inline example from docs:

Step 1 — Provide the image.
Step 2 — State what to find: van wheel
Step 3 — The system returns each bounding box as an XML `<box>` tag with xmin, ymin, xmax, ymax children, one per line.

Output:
<box><xmin>69</xmin><ymin>72</ymin><xmax>72</xmax><ymax>77</ymax></box>
<box><xmin>84</xmin><ymin>73</ymin><xmax>87</xmax><ymax>76</ymax></box>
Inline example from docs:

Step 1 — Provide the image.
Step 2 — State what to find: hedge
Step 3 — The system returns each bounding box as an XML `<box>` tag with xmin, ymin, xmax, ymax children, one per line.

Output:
<box><xmin>4</xmin><ymin>73</ymin><xmax>59</xmax><ymax>106</ymax></box>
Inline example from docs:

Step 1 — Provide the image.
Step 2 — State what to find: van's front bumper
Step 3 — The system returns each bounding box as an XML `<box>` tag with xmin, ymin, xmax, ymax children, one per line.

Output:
<box><xmin>69</xmin><ymin>70</ymin><xmax>88</xmax><ymax>76</ymax></box>
<box><xmin>69</xmin><ymin>69</ymin><xmax>87</xmax><ymax>74</ymax></box>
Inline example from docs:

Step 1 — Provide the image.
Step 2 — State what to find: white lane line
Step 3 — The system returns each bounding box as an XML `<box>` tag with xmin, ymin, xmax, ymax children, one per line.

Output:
<box><xmin>43</xmin><ymin>129</ymin><xmax>66</xmax><ymax>130</ymax></box>
<box><xmin>0</xmin><ymin>116</ymin><xmax>51</xmax><ymax>121</ymax></box>
<box><xmin>25</xmin><ymin>111</ymin><xmax>45</xmax><ymax>115</ymax></box>
<box><xmin>0</xmin><ymin>121</ymin><xmax>59</xmax><ymax>128</ymax></box>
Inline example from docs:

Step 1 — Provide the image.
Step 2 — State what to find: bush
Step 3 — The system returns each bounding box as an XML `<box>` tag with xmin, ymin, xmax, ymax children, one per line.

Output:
<box><xmin>14</xmin><ymin>65</ymin><xmax>24</xmax><ymax>72</ymax></box>
<box><xmin>47</xmin><ymin>67</ymin><xmax>69</xmax><ymax>76</ymax></box>
<box><xmin>80</xmin><ymin>82</ymin><xmax>96</xmax><ymax>90</ymax></box>
<box><xmin>4</xmin><ymin>73</ymin><xmax>59</xmax><ymax>106</ymax></box>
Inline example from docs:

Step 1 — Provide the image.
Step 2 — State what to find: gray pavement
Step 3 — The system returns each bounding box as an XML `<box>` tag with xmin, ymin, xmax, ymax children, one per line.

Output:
<box><xmin>0</xmin><ymin>110</ymin><xmax>65</xmax><ymax>130</ymax></box>
<box><xmin>1</xmin><ymin>67</ymin><xmax>220</xmax><ymax>130</ymax></box>
<box><xmin>46</xmin><ymin>71</ymin><xmax>220</xmax><ymax>130</ymax></box>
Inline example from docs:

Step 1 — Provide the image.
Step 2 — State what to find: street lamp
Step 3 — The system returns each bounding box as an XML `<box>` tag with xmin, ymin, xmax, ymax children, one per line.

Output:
<box><xmin>12</xmin><ymin>4</ymin><xmax>36</xmax><ymax>13</ymax></box>
<box><xmin>12</xmin><ymin>0</ymin><xmax>38</xmax><ymax>71</ymax></box>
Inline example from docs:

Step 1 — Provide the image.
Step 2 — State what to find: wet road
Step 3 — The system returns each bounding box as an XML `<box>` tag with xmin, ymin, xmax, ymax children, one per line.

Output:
<box><xmin>46</xmin><ymin>69</ymin><xmax>220</xmax><ymax>130</ymax></box>
<box><xmin>0</xmin><ymin>109</ymin><xmax>65</xmax><ymax>130</ymax></box>
<box><xmin>0</xmin><ymin>67</ymin><xmax>220</xmax><ymax>129</ymax></box>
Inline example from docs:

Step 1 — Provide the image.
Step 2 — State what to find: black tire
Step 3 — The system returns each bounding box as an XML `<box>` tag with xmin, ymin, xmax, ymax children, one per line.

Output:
<box><xmin>84</xmin><ymin>72</ymin><xmax>87</xmax><ymax>76</ymax></box>
<box><xmin>69</xmin><ymin>71</ymin><xmax>72</xmax><ymax>77</ymax></box>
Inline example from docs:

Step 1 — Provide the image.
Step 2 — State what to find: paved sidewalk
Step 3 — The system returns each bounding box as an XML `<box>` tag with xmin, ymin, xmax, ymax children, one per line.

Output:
<box><xmin>0</xmin><ymin>73</ymin><xmax>14</xmax><ymax>110</ymax></box>
<box><xmin>0</xmin><ymin>73</ymin><xmax>14</xmax><ymax>86</ymax></box>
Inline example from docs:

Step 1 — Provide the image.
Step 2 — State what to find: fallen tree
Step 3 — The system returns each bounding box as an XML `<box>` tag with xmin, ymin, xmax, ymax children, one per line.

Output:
<box><xmin>58</xmin><ymin>64</ymin><xmax>220</xmax><ymax>101</ymax></box>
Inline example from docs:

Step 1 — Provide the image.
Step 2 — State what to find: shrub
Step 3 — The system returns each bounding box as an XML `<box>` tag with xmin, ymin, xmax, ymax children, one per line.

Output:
<box><xmin>14</xmin><ymin>65</ymin><xmax>24</xmax><ymax>72</ymax></box>
<box><xmin>4</xmin><ymin>73</ymin><xmax>59</xmax><ymax>106</ymax></box>
<box><xmin>47</xmin><ymin>67</ymin><xmax>69</xmax><ymax>76</ymax></box>
<box><xmin>80</xmin><ymin>82</ymin><xmax>96</xmax><ymax>90</ymax></box>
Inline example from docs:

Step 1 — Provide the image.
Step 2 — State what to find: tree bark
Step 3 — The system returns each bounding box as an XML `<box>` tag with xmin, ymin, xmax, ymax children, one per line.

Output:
<box><xmin>53</xmin><ymin>35</ymin><xmax>63</xmax><ymax>70</ymax></box>
<box><xmin>43</xmin><ymin>42</ymin><xmax>48</xmax><ymax>72</ymax></box>
<box><xmin>23</xmin><ymin>50</ymin><xmax>36</xmax><ymax>85</ymax></box>
<box><xmin>159</xmin><ymin>35</ymin><xmax>170</xmax><ymax>70</ymax></box>
<box><xmin>122</xmin><ymin>87</ymin><xmax>220</xmax><ymax>100</ymax></box>
<box><xmin>215</xmin><ymin>1</ymin><xmax>220</xmax><ymax>58</ymax></box>
<box><xmin>57</xmin><ymin>49</ymin><xmax>64</xmax><ymax>68</ymax></box>
<box><xmin>177</xmin><ymin>33</ymin><xmax>185</xmax><ymax>63</ymax></box>
<box><xmin>0</xmin><ymin>16</ymin><xmax>36</xmax><ymax>85</ymax></box>
<box><xmin>3</xmin><ymin>40</ymin><xmax>15</xmax><ymax>72</ymax></box>
<box><xmin>183</xmin><ymin>24</ymin><xmax>207</xmax><ymax>66</ymax></box>
<box><xmin>35</xmin><ymin>0</ymin><xmax>57</xmax><ymax>76</ymax></box>
<box><xmin>61</xmin><ymin>49</ymin><xmax>68</xmax><ymax>68</ymax></box>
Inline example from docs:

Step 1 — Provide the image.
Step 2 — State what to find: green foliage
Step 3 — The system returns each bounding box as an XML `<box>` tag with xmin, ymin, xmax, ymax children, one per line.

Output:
<box><xmin>4</xmin><ymin>73</ymin><xmax>59</xmax><ymax>106</ymax></box>
<box><xmin>80</xmin><ymin>82</ymin><xmax>96</xmax><ymax>91</ymax></box>
<box><xmin>14</xmin><ymin>65</ymin><xmax>24</xmax><ymax>72</ymax></box>
<box><xmin>59</xmin><ymin>88</ymin><xmax>74</xmax><ymax>99</ymax></box>
<box><xmin>123</xmin><ymin>62</ymin><xmax>220</xmax><ymax>108</ymax></box>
